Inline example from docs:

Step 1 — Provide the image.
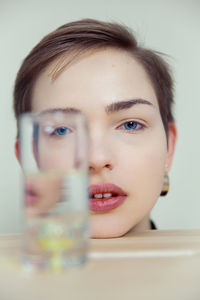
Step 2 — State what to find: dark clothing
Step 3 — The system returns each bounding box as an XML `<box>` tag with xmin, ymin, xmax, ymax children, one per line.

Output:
<box><xmin>150</xmin><ymin>220</ymin><xmax>157</xmax><ymax>230</ymax></box>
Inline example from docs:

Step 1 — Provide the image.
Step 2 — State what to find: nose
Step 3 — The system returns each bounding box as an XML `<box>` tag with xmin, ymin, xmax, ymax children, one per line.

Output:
<box><xmin>89</xmin><ymin>135</ymin><xmax>114</xmax><ymax>174</ymax></box>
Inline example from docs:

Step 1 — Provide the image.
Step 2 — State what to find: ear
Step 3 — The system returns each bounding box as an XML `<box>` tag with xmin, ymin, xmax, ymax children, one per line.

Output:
<box><xmin>15</xmin><ymin>139</ymin><xmax>21</xmax><ymax>165</ymax></box>
<box><xmin>166</xmin><ymin>123</ymin><xmax>177</xmax><ymax>172</ymax></box>
<box><xmin>15</xmin><ymin>138</ymin><xmax>39</xmax><ymax>168</ymax></box>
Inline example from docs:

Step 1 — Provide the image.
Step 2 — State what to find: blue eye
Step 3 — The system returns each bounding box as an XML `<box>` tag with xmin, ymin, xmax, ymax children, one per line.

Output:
<box><xmin>54</xmin><ymin>127</ymin><xmax>68</xmax><ymax>136</ymax></box>
<box><xmin>124</xmin><ymin>121</ymin><xmax>138</xmax><ymax>130</ymax></box>
<box><xmin>117</xmin><ymin>120</ymin><xmax>145</xmax><ymax>133</ymax></box>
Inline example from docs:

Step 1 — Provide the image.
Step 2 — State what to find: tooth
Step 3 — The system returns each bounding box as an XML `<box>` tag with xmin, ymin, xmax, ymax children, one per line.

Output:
<box><xmin>94</xmin><ymin>193</ymin><xmax>103</xmax><ymax>199</ymax></box>
<box><xmin>103</xmin><ymin>193</ymin><xmax>112</xmax><ymax>198</ymax></box>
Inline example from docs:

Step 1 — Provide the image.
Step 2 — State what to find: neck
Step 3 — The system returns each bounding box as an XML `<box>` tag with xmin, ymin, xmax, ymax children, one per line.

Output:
<box><xmin>127</xmin><ymin>215</ymin><xmax>151</xmax><ymax>234</ymax></box>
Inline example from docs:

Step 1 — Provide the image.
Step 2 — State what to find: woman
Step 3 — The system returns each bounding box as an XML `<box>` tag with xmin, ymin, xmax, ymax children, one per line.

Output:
<box><xmin>14</xmin><ymin>19</ymin><xmax>177</xmax><ymax>238</ymax></box>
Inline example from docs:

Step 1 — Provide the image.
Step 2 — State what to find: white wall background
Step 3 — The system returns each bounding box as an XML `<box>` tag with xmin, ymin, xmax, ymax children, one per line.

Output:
<box><xmin>0</xmin><ymin>0</ymin><xmax>200</xmax><ymax>233</ymax></box>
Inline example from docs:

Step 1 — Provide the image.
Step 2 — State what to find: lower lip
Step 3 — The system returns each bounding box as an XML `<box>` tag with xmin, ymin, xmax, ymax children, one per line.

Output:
<box><xmin>90</xmin><ymin>195</ymin><xmax>126</xmax><ymax>212</ymax></box>
<box><xmin>25</xmin><ymin>192</ymin><xmax>38</xmax><ymax>205</ymax></box>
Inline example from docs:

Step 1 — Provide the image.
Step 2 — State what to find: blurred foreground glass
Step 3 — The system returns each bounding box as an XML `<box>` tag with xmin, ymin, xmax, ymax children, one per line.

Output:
<box><xmin>19</xmin><ymin>111</ymin><xmax>89</xmax><ymax>271</ymax></box>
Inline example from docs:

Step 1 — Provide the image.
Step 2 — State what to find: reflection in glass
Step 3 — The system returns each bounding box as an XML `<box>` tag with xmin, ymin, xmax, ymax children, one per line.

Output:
<box><xmin>19</xmin><ymin>111</ymin><xmax>89</xmax><ymax>271</ymax></box>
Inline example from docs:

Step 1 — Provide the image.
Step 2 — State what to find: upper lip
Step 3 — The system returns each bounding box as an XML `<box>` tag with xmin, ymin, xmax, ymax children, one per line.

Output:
<box><xmin>25</xmin><ymin>182</ymin><xmax>40</xmax><ymax>197</ymax></box>
<box><xmin>89</xmin><ymin>183</ymin><xmax>126</xmax><ymax>198</ymax></box>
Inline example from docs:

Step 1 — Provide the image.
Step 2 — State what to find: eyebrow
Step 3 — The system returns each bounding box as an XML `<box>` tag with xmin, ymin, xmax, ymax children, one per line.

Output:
<box><xmin>105</xmin><ymin>98</ymin><xmax>153</xmax><ymax>114</ymax></box>
<box><xmin>38</xmin><ymin>98</ymin><xmax>153</xmax><ymax>116</ymax></box>
<box><xmin>38</xmin><ymin>107</ymin><xmax>81</xmax><ymax>115</ymax></box>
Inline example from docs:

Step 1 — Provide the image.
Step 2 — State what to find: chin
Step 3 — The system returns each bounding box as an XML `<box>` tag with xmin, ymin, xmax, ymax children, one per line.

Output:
<box><xmin>89</xmin><ymin>215</ymin><xmax>132</xmax><ymax>239</ymax></box>
<box><xmin>90</xmin><ymin>230</ymin><xmax>127</xmax><ymax>239</ymax></box>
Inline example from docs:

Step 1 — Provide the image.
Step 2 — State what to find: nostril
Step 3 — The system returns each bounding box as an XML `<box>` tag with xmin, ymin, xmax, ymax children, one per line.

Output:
<box><xmin>89</xmin><ymin>162</ymin><xmax>113</xmax><ymax>173</ymax></box>
<box><xmin>105</xmin><ymin>163</ymin><xmax>113</xmax><ymax>170</ymax></box>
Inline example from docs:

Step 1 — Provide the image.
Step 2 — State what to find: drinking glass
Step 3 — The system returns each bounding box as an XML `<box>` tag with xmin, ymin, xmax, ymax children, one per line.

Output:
<box><xmin>19</xmin><ymin>110</ymin><xmax>89</xmax><ymax>271</ymax></box>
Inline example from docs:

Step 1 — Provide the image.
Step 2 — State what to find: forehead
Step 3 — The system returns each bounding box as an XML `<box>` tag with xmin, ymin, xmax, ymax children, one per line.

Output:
<box><xmin>32</xmin><ymin>48</ymin><xmax>159</xmax><ymax>112</ymax></box>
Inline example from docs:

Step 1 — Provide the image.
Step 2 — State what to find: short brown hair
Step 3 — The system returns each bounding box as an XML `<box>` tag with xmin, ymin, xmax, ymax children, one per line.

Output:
<box><xmin>13</xmin><ymin>18</ymin><xmax>174</xmax><ymax>135</ymax></box>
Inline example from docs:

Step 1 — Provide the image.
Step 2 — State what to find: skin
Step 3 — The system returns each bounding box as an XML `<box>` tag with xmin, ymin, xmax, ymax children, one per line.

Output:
<box><xmin>24</xmin><ymin>173</ymin><xmax>64</xmax><ymax>216</ymax></box>
<box><xmin>15</xmin><ymin>48</ymin><xmax>177</xmax><ymax>238</ymax></box>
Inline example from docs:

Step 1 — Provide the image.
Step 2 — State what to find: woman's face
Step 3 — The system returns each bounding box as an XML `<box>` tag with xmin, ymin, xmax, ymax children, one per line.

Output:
<box><xmin>31</xmin><ymin>48</ymin><xmax>176</xmax><ymax>238</ymax></box>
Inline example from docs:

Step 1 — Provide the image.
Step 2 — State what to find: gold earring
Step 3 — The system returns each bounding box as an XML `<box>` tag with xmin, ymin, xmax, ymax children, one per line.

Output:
<box><xmin>160</xmin><ymin>172</ymin><xmax>169</xmax><ymax>196</ymax></box>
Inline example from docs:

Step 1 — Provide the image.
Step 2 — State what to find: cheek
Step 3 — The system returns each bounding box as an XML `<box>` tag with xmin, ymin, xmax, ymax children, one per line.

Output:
<box><xmin>37</xmin><ymin>140</ymin><xmax>75</xmax><ymax>171</ymax></box>
<box><xmin>115</xmin><ymin>132</ymin><xmax>167</xmax><ymax>200</ymax></box>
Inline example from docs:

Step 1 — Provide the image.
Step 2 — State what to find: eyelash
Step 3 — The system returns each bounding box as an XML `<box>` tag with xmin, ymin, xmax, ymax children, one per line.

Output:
<box><xmin>44</xmin><ymin>126</ymin><xmax>72</xmax><ymax>137</ymax></box>
<box><xmin>44</xmin><ymin>121</ymin><xmax>145</xmax><ymax>137</ymax></box>
<box><xmin>117</xmin><ymin>120</ymin><xmax>146</xmax><ymax>133</ymax></box>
